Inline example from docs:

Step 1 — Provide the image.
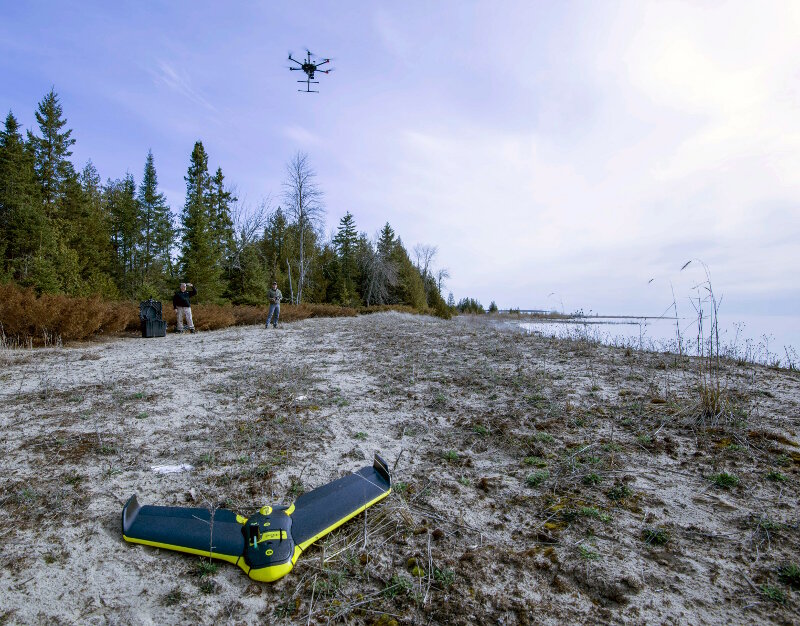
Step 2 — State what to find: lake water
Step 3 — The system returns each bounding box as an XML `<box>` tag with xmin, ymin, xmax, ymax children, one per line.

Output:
<box><xmin>516</xmin><ymin>314</ymin><xmax>799</xmax><ymax>368</ymax></box>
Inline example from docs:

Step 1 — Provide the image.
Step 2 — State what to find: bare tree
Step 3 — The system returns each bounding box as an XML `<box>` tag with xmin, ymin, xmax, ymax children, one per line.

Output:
<box><xmin>283</xmin><ymin>152</ymin><xmax>325</xmax><ymax>304</ymax></box>
<box><xmin>436</xmin><ymin>267</ymin><xmax>450</xmax><ymax>294</ymax></box>
<box><xmin>228</xmin><ymin>195</ymin><xmax>270</xmax><ymax>272</ymax></box>
<box><xmin>413</xmin><ymin>243</ymin><xmax>438</xmax><ymax>300</ymax></box>
<box><xmin>359</xmin><ymin>235</ymin><xmax>398</xmax><ymax>306</ymax></box>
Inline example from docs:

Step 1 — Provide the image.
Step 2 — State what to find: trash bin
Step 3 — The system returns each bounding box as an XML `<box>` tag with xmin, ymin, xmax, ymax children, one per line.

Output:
<box><xmin>139</xmin><ymin>299</ymin><xmax>167</xmax><ymax>338</ymax></box>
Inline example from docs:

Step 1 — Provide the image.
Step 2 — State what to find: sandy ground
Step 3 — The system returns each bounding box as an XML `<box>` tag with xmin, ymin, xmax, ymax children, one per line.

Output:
<box><xmin>0</xmin><ymin>312</ymin><xmax>799</xmax><ymax>625</ymax></box>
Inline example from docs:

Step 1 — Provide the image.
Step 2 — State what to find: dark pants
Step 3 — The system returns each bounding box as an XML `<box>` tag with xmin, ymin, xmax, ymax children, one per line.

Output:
<box><xmin>267</xmin><ymin>303</ymin><xmax>280</xmax><ymax>327</ymax></box>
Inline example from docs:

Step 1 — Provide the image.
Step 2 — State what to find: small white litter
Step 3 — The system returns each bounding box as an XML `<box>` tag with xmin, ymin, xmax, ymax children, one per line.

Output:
<box><xmin>151</xmin><ymin>464</ymin><xmax>194</xmax><ymax>474</ymax></box>
<box><xmin>295</xmin><ymin>395</ymin><xmax>307</xmax><ymax>401</ymax></box>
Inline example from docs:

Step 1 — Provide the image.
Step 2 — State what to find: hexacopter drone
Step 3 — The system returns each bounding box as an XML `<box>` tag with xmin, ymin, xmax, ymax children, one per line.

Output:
<box><xmin>288</xmin><ymin>49</ymin><xmax>332</xmax><ymax>93</ymax></box>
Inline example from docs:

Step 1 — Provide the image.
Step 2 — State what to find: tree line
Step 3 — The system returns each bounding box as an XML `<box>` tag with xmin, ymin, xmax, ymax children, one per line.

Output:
<box><xmin>0</xmin><ymin>89</ymin><xmax>452</xmax><ymax>315</ymax></box>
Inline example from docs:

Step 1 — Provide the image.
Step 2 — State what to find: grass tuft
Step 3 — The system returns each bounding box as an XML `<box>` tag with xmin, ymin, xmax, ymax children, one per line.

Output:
<box><xmin>777</xmin><ymin>564</ymin><xmax>800</xmax><ymax>588</ymax></box>
<box><xmin>607</xmin><ymin>483</ymin><xmax>632</xmax><ymax>501</ymax></box>
<box><xmin>710</xmin><ymin>472</ymin><xmax>739</xmax><ymax>489</ymax></box>
<box><xmin>583</xmin><ymin>473</ymin><xmax>602</xmax><ymax>486</ymax></box>
<box><xmin>642</xmin><ymin>527</ymin><xmax>670</xmax><ymax>545</ymax></box>
<box><xmin>525</xmin><ymin>470</ymin><xmax>549</xmax><ymax>488</ymax></box>
<box><xmin>760</xmin><ymin>585</ymin><xmax>786</xmax><ymax>604</ymax></box>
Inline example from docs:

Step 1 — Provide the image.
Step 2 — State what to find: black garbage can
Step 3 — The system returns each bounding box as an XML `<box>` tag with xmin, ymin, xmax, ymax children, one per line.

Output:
<box><xmin>139</xmin><ymin>299</ymin><xmax>167</xmax><ymax>338</ymax></box>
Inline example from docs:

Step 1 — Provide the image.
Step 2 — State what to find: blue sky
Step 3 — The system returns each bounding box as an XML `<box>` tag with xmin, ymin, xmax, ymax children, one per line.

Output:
<box><xmin>2</xmin><ymin>1</ymin><xmax>798</xmax><ymax>315</ymax></box>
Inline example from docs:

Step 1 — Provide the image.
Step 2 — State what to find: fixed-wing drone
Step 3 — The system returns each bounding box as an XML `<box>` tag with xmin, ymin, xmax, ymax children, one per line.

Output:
<box><xmin>288</xmin><ymin>50</ymin><xmax>332</xmax><ymax>93</ymax></box>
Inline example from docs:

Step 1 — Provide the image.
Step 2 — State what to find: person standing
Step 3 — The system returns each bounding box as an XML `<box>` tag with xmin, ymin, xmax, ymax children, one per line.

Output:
<box><xmin>266</xmin><ymin>281</ymin><xmax>282</xmax><ymax>328</ymax></box>
<box><xmin>172</xmin><ymin>282</ymin><xmax>197</xmax><ymax>333</ymax></box>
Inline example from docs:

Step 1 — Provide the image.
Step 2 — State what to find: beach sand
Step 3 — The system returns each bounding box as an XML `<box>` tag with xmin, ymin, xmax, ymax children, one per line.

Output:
<box><xmin>0</xmin><ymin>312</ymin><xmax>798</xmax><ymax>624</ymax></box>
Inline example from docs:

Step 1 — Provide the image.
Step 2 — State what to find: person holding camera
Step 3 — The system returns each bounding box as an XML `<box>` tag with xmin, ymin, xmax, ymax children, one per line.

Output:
<box><xmin>266</xmin><ymin>281</ymin><xmax>282</xmax><ymax>328</ymax></box>
<box><xmin>172</xmin><ymin>282</ymin><xmax>197</xmax><ymax>333</ymax></box>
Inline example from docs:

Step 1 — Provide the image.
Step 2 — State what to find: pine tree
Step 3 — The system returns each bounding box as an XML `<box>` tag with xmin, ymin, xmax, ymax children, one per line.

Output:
<box><xmin>27</xmin><ymin>89</ymin><xmax>75</xmax><ymax>217</ymax></box>
<box><xmin>391</xmin><ymin>238</ymin><xmax>425</xmax><ymax>308</ymax></box>
<box><xmin>179</xmin><ymin>141</ymin><xmax>224</xmax><ymax>301</ymax></box>
<box><xmin>105</xmin><ymin>174</ymin><xmax>139</xmax><ymax>296</ymax></box>
<box><xmin>208</xmin><ymin>167</ymin><xmax>235</xmax><ymax>267</ymax></box>
<box><xmin>377</xmin><ymin>222</ymin><xmax>396</xmax><ymax>258</ymax></box>
<box><xmin>232</xmin><ymin>241</ymin><xmax>269</xmax><ymax>304</ymax></box>
<box><xmin>262</xmin><ymin>206</ymin><xmax>288</xmax><ymax>277</ymax></box>
<box><xmin>0</xmin><ymin>111</ymin><xmax>52</xmax><ymax>281</ymax></box>
<box><xmin>65</xmin><ymin>161</ymin><xmax>116</xmax><ymax>296</ymax></box>
<box><xmin>137</xmin><ymin>150</ymin><xmax>173</xmax><ymax>290</ymax></box>
<box><xmin>332</xmin><ymin>211</ymin><xmax>359</xmax><ymax>304</ymax></box>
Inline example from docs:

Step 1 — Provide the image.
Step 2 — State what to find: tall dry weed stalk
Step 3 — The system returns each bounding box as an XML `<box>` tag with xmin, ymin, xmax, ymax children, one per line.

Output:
<box><xmin>684</xmin><ymin>261</ymin><xmax>729</xmax><ymax>424</ymax></box>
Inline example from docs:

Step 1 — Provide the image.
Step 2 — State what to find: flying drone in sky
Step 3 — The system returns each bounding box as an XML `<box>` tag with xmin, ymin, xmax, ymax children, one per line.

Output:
<box><xmin>288</xmin><ymin>50</ymin><xmax>332</xmax><ymax>93</ymax></box>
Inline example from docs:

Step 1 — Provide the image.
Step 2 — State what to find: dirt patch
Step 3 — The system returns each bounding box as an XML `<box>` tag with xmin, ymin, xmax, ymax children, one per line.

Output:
<box><xmin>0</xmin><ymin>312</ymin><xmax>798</xmax><ymax>624</ymax></box>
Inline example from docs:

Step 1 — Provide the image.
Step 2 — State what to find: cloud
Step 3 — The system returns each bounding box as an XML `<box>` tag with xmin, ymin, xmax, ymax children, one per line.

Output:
<box><xmin>282</xmin><ymin>125</ymin><xmax>320</xmax><ymax>146</ymax></box>
<box><xmin>152</xmin><ymin>60</ymin><xmax>216</xmax><ymax>111</ymax></box>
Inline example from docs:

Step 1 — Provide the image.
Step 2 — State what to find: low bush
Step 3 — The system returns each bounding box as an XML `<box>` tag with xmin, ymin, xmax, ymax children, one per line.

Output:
<box><xmin>131</xmin><ymin>302</ymin><xmax>358</xmax><ymax>331</ymax></box>
<box><xmin>0</xmin><ymin>283</ymin><xmax>363</xmax><ymax>344</ymax></box>
<box><xmin>0</xmin><ymin>283</ymin><xmax>138</xmax><ymax>343</ymax></box>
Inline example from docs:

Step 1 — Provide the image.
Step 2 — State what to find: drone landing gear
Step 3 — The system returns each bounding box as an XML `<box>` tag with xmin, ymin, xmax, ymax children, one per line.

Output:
<box><xmin>298</xmin><ymin>80</ymin><xmax>319</xmax><ymax>93</ymax></box>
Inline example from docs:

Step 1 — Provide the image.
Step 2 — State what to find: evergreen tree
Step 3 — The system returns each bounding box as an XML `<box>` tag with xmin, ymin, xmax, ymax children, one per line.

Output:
<box><xmin>391</xmin><ymin>238</ymin><xmax>426</xmax><ymax>308</ymax></box>
<box><xmin>208</xmin><ymin>167</ymin><xmax>235</xmax><ymax>267</ymax></box>
<box><xmin>27</xmin><ymin>89</ymin><xmax>75</xmax><ymax>216</ymax></box>
<box><xmin>332</xmin><ymin>211</ymin><xmax>359</xmax><ymax>304</ymax></box>
<box><xmin>0</xmin><ymin>111</ymin><xmax>53</xmax><ymax>283</ymax></box>
<box><xmin>262</xmin><ymin>206</ymin><xmax>288</xmax><ymax>277</ymax></box>
<box><xmin>313</xmin><ymin>242</ymin><xmax>339</xmax><ymax>304</ymax></box>
<box><xmin>137</xmin><ymin>150</ymin><xmax>173</xmax><ymax>290</ymax></box>
<box><xmin>76</xmin><ymin>162</ymin><xmax>116</xmax><ymax>296</ymax></box>
<box><xmin>179</xmin><ymin>141</ymin><xmax>224</xmax><ymax>301</ymax></box>
<box><xmin>231</xmin><ymin>241</ymin><xmax>269</xmax><ymax>304</ymax></box>
<box><xmin>105</xmin><ymin>174</ymin><xmax>139</xmax><ymax>296</ymax></box>
<box><xmin>377</xmin><ymin>222</ymin><xmax>396</xmax><ymax>258</ymax></box>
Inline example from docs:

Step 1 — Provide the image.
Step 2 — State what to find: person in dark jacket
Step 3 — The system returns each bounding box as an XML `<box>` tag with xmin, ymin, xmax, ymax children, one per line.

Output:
<box><xmin>172</xmin><ymin>282</ymin><xmax>197</xmax><ymax>333</ymax></box>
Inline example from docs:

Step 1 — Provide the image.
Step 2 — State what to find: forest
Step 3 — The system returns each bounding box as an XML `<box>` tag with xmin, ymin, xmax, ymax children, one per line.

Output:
<box><xmin>0</xmin><ymin>89</ymin><xmax>454</xmax><ymax>317</ymax></box>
